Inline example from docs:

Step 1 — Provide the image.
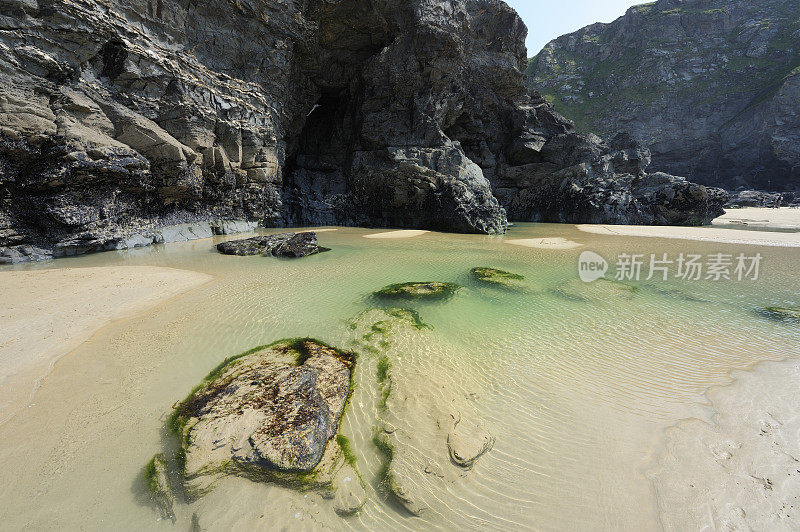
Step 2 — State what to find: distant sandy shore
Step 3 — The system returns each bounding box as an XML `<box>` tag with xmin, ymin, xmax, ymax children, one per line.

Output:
<box><xmin>506</xmin><ymin>237</ymin><xmax>584</xmax><ymax>250</ymax></box>
<box><xmin>713</xmin><ymin>207</ymin><xmax>800</xmax><ymax>230</ymax></box>
<box><xmin>364</xmin><ymin>229</ymin><xmax>429</xmax><ymax>239</ymax></box>
<box><xmin>652</xmin><ymin>358</ymin><xmax>800</xmax><ymax>530</ymax></box>
<box><xmin>0</xmin><ymin>266</ymin><xmax>212</xmax><ymax>424</ymax></box>
<box><xmin>577</xmin><ymin>223</ymin><xmax>800</xmax><ymax>247</ymax></box>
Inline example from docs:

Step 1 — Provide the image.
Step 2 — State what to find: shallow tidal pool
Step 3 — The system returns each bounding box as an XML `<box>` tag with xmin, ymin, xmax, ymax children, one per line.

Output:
<box><xmin>1</xmin><ymin>223</ymin><xmax>799</xmax><ymax>530</ymax></box>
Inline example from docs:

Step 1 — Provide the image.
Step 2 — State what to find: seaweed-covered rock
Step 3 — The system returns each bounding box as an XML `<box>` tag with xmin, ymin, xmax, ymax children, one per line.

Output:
<box><xmin>170</xmin><ymin>339</ymin><xmax>355</xmax><ymax>496</ymax></box>
<box><xmin>373</xmin><ymin>282</ymin><xmax>460</xmax><ymax>301</ymax></box>
<box><xmin>470</xmin><ymin>267</ymin><xmax>527</xmax><ymax>291</ymax></box>
<box><xmin>216</xmin><ymin>232</ymin><xmax>323</xmax><ymax>258</ymax></box>
<box><xmin>760</xmin><ymin>307</ymin><xmax>800</xmax><ymax>323</ymax></box>
<box><xmin>144</xmin><ymin>453</ymin><xmax>175</xmax><ymax>521</ymax></box>
<box><xmin>271</xmin><ymin>232</ymin><xmax>327</xmax><ymax>258</ymax></box>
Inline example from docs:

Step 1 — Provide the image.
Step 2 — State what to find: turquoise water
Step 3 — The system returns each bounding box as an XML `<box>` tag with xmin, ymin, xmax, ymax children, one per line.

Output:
<box><xmin>1</xmin><ymin>224</ymin><xmax>798</xmax><ymax>530</ymax></box>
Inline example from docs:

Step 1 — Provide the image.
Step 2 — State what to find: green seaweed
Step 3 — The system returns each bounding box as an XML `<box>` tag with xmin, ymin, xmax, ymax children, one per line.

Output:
<box><xmin>383</xmin><ymin>308</ymin><xmax>430</xmax><ymax>329</ymax></box>
<box><xmin>760</xmin><ymin>306</ymin><xmax>800</xmax><ymax>323</ymax></box>
<box><xmin>376</xmin><ymin>356</ymin><xmax>391</xmax><ymax>383</ymax></box>
<box><xmin>372</xmin><ymin>282</ymin><xmax>461</xmax><ymax>301</ymax></box>
<box><xmin>175</xmin><ymin>447</ymin><xmax>186</xmax><ymax>475</ymax></box>
<box><xmin>372</xmin><ymin>432</ymin><xmax>395</xmax><ymax>487</ymax></box>
<box><xmin>336</xmin><ymin>435</ymin><xmax>358</xmax><ymax>468</ymax></box>
<box><xmin>470</xmin><ymin>267</ymin><xmax>528</xmax><ymax>290</ymax></box>
<box><xmin>144</xmin><ymin>455</ymin><xmax>161</xmax><ymax>494</ymax></box>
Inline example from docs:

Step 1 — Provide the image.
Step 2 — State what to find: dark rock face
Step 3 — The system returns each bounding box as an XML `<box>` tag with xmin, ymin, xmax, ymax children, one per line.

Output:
<box><xmin>0</xmin><ymin>0</ymin><xmax>727</xmax><ymax>262</ymax></box>
<box><xmin>527</xmin><ymin>0</ymin><xmax>800</xmax><ymax>191</ymax></box>
<box><xmin>494</xmin><ymin>125</ymin><xmax>728</xmax><ymax>225</ymax></box>
<box><xmin>216</xmin><ymin>231</ymin><xmax>323</xmax><ymax>257</ymax></box>
<box><xmin>726</xmin><ymin>190</ymin><xmax>783</xmax><ymax>208</ymax></box>
<box><xmin>272</xmin><ymin>232</ymin><xmax>326</xmax><ymax>258</ymax></box>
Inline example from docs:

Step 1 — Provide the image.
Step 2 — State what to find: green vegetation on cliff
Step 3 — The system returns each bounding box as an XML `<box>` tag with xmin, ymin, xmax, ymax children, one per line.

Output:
<box><xmin>525</xmin><ymin>0</ymin><xmax>800</xmax><ymax>189</ymax></box>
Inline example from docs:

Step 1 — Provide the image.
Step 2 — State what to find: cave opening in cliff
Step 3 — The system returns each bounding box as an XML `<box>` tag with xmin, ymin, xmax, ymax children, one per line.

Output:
<box><xmin>99</xmin><ymin>40</ymin><xmax>128</xmax><ymax>80</ymax></box>
<box><xmin>281</xmin><ymin>88</ymin><xmax>358</xmax><ymax>226</ymax></box>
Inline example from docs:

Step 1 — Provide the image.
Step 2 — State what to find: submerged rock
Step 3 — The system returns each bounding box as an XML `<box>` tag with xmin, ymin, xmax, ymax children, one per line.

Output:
<box><xmin>332</xmin><ymin>462</ymin><xmax>367</xmax><ymax>517</ymax></box>
<box><xmin>216</xmin><ymin>232</ymin><xmax>324</xmax><ymax>258</ymax></box>
<box><xmin>643</xmin><ymin>284</ymin><xmax>709</xmax><ymax>303</ymax></box>
<box><xmin>760</xmin><ymin>307</ymin><xmax>800</xmax><ymax>323</ymax></box>
<box><xmin>447</xmin><ymin>417</ymin><xmax>495</xmax><ymax>469</ymax></box>
<box><xmin>373</xmin><ymin>282</ymin><xmax>460</xmax><ymax>301</ymax></box>
<box><xmin>470</xmin><ymin>267</ymin><xmax>528</xmax><ymax>291</ymax></box>
<box><xmin>170</xmin><ymin>339</ymin><xmax>355</xmax><ymax>496</ymax></box>
<box><xmin>144</xmin><ymin>453</ymin><xmax>175</xmax><ymax>521</ymax></box>
<box><xmin>349</xmin><ymin>307</ymin><xmax>494</xmax><ymax>517</ymax></box>
<box><xmin>552</xmin><ymin>278</ymin><xmax>638</xmax><ymax>303</ymax></box>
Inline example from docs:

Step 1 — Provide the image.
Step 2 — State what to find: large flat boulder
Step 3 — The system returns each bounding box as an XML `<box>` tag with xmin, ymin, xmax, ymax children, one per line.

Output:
<box><xmin>169</xmin><ymin>339</ymin><xmax>355</xmax><ymax>496</ymax></box>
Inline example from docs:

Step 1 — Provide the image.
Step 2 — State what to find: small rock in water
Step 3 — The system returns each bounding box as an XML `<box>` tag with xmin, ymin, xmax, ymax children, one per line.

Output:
<box><xmin>470</xmin><ymin>267</ymin><xmax>527</xmax><ymax>291</ymax></box>
<box><xmin>216</xmin><ymin>232</ymin><xmax>325</xmax><ymax>258</ymax></box>
<box><xmin>271</xmin><ymin>232</ymin><xmax>327</xmax><ymax>258</ymax></box>
<box><xmin>373</xmin><ymin>281</ymin><xmax>460</xmax><ymax>301</ymax></box>
<box><xmin>447</xmin><ymin>417</ymin><xmax>495</xmax><ymax>469</ymax></box>
<box><xmin>759</xmin><ymin>307</ymin><xmax>800</xmax><ymax>324</ymax></box>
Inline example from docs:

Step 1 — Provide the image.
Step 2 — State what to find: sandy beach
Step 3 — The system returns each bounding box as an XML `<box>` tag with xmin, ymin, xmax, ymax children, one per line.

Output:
<box><xmin>0</xmin><ymin>266</ymin><xmax>212</xmax><ymax>424</ymax></box>
<box><xmin>506</xmin><ymin>237</ymin><xmax>584</xmax><ymax>249</ymax></box>
<box><xmin>577</xmin><ymin>212</ymin><xmax>800</xmax><ymax>247</ymax></box>
<box><xmin>0</xmin><ymin>225</ymin><xmax>798</xmax><ymax>530</ymax></box>
<box><xmin>713</xmin><ymin>207</ymin><xmax>800</xmax><ymax>230</ymax></box>
<box><xmin>652</xmin><ymin>359</ymin><xmax>800</xmax><ymax>531</ymax></box>
<box><xmin>363</xmin><ymin>229</ymin><xmax>430</xmax><ymax>239</ymax></box>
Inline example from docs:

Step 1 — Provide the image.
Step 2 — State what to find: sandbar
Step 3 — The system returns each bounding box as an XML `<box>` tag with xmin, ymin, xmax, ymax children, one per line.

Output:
<box><xmin>0</xmin><ymin>266</ymin><xmax>212</xmax><ymax>424</ymax></box>
<box><xmin>506</xmin><ymin>237</ymin><xmax>584</xmax><ymax>249</ymax></box>
<box><xmin>364</xmin><ymin>230</ymin><xmax>430</xmax><ymax>239</ymax></box>
<box><xmin>577</xmin><ymin>224</ymin><xmax>800</xmax><ymax>247</ymax></box>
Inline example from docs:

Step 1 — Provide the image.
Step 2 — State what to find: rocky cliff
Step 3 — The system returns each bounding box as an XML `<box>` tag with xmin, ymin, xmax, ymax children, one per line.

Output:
<box><xmin>527</xmin><ymin>0</ymin><xmax>800</xmax><ymax>191</ymax></box>
<box><xmin>0</xmin><ymin>0</ymin><xmax>726</xmax><ymax>261</ymax></box>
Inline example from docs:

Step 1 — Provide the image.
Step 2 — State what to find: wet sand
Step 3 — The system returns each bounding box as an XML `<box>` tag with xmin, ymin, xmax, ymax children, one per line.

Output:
<box><xmin>506</xmin><ymin>237</ymin><xmax>584</xmax><ymax>249</ymax></box>
<box><xmin>363</xmin><ymin>229</ymin><xmax>430</xmax><ymax>239</ymax></box>
<box><xmin>651</xmin><ymin>359</ymin><xmax>800</xmax><ymax>531</ymax></box>
<box><xmin>0</xmin><ymin>226</ymin><xmax>798</xmax><ymax>530</ymax></box>
<box><xmin>713</xmin><ymin>207</ymin><xmax>800</xmax><ymax>230</ymax></box>
<box><xmin>0</xmin><ymin>266</ymin><xmax>212</xmax><ymax>424</ymax></box>
<box><xmin>577</xmin><ymin>223</ymin><xmax>800</xmax><ymax>247</ymax></box>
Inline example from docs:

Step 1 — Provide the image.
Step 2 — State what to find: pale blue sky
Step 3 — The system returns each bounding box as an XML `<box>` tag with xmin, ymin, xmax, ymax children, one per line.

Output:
<box><xmin>505</xmin><ymin>0</ymin><xmax>643</xmax><ymax>56</ymax></box>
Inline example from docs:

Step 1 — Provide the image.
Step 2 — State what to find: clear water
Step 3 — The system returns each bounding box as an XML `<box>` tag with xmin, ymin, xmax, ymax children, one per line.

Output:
<box><xmin>1</xmin><ymin>224</ymin><xmax>798</xmax><ymax>530</ymax></box>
